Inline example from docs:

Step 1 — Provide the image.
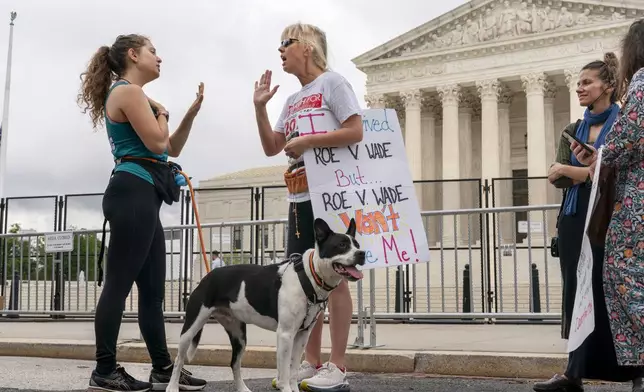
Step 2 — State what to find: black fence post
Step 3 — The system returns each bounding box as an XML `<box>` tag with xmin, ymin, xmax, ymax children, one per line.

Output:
<box><xmin>52</xmin><ymin>196</ymin><xmax>65</xmax><ymax>320</ymax></box>
<box><xmin>531</xmin><ymin>263</ymin><xmax>541</xmax><ymax>312</ymax></box>
<box><xmin>485</xmin><ymin>178</ymin><xmax>498</xmax><ymax>315</ymax></box>
<box><xmin>530</xmin><ymin>263</ymin><xmax>542</xmax><ymax>321</ymax></box>
<box><xmin>253</xmin><ymin>187</ymin><xmax>261</xmax><ymax>265</ymax></box>
<box><xmin>404</xmin><ymin>265</ymin><xmax>412</xmax><ymax>313</ymax></box>
<box><xmin>182</xmin><ymin>191</ymin><xmax>192</xmax><ymax>311</ymax></box>
<box><xmin>0</xmin><ymin>197</ymin><xmax>4</xmax><ymax>234</ymax></box>
<box><xmin>7</xmin><ymin>270</ymin><xmax>19</xmax><ymax>318</ymax></box>
<box><xmin>462</xmin><ymin>264</ymin><xmax>471</xmax><ymax>313</ymax></box>
<box><xmin>394</xmin><ymin>266</ymin><xmax>404</xmax><ymax>314</ymax></box>
<box><xmin>0</xmin><ymin>197</ymin><xmax>5</xmax><ymax>298</ymax></box>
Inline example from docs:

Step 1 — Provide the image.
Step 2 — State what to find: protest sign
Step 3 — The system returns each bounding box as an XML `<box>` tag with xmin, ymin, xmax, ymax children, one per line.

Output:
<box><xmin>298</xmin><ymin>108</ymin><xmax>430</xmax><ymax>269</ymax></box>
<box><xmin>567</xmin><ymin>147</ymin><xmax>603</xmax><ymax>352</ymax></box>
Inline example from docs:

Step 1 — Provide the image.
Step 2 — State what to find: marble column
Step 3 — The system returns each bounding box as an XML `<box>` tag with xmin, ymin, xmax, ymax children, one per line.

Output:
<box><xmin>476</xmin><ymin>79</ymin><xmax>502</xmax><ymax>182</ymax></box>
<box><xmin>401</xmin><ymin>89</ymin><xmax>423</xmax><ymax>181</ymax></box>
<box><xmin>421</xmin><ymin>95</ymin><xmax>440</xmax><ymax>244</ymax></box>
<box><xmin>521</xmin><ymin>72</ymin><xmax>549</xmax><ymax>243</ymax></box>
<box><xmin>565</xmin><ymin>67</ymin><xmax>584</xmax><ymax>123</ymax></box>
<box><xmin>498</xmin><ymin>86</ymin><xmax>514</xmax><ymax>184</ymax></box>
<box><xmin>390</xmin><ymin>97</ymin><xmax>406</xmax><ymax>137</ymax></box>
<box><xmin>544</xmin><ymin>80</ymin><xmax>559</xmax><ymax>238</ymax></box>
<box><xmin>365</xmin><ymin>93</ymin><xmax>387</xmax><ymax>109</ymax></box>
<box><xmin>498</xmin><ymin>86</ymin><xmax>514</xmax><ymax>243</ymax></box>
<box><xmin>476</xmin><ymin>79</ymin><xmax>501</xmax><ymax>250</ymax></box>
<box><xmin>459</xmin><ymin>96</ymin><xmax>474</xmax><ymax>183</ymax></box>
<box><xmin>459</xmin><ymin>96</ymin><xmax>475</xmax><ymax>244</ymax></box>
<box><xmin>401</xmin><ymin>89</ymin><xmax>423</xmax><ymax>215</ymax></box>
<box><xmin>437</xmin><ymin>84</ymin><xmax>461</xmax><ymax>246</ymax></box>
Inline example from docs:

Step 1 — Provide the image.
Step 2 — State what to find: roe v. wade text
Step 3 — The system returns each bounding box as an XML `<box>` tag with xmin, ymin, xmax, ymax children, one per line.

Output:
<box><xmin>299</xmin><ymin>108</ymin><xmax>430</xmax><ymax>269</ymax></box>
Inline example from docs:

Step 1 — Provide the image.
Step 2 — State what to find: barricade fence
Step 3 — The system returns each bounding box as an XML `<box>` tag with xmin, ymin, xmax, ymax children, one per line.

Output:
<box><xmin>0</xmin><ymin>204</ymin><xmax>563</xmax><ymax>331</ymax></box>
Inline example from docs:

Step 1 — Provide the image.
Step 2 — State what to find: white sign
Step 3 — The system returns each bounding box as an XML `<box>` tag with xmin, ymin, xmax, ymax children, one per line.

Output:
<box><xmin>567</xmin><ymin>147</ymin><xmax>603</xmax><ymax>352</ymax></box>
<box><xmin>298</xmin><ymin>108</ymin><xmax>430</xmax><ymax>269</ymax></box>
<box><xmin>45</xmin><ymin>231</ymin><xmax>74</xmax><ymax>253</ymax></box>
<box><xmin>518</xmin><ymin>221</ymin><xmax>543</xmax><ymax>234</ymax></box>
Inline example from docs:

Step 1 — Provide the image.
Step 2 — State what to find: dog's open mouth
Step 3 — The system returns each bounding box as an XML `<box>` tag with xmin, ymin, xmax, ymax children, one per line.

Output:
<box><xmin>332</xmin><ymin>263</ymin><xmax>364</xmax><ymax>281</ymax></box>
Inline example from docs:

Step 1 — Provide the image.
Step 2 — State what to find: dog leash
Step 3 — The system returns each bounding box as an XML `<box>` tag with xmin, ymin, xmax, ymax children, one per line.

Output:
<box><xmin>96</xmin><ymin>156</ymin><xmax>211</xmax><ymax>286</ymax></box>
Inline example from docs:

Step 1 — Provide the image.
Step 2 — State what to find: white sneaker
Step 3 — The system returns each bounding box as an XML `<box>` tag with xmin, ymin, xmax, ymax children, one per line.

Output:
<box><xmin>271</xmin><ymin>360</ymin><xmax>319</xmax><ymax>389</ymax></box>
<box><xmin>300</xmin><ymin>362</ymin><xmax>349</xmax><ymax>392</ymax></box>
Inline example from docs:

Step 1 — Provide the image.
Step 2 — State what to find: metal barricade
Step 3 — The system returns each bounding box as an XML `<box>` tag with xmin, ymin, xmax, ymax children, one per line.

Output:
<box><xmin>0</xmin><ymin>204</ymin><xmax>564</xmax><ymax>348</ymax></box>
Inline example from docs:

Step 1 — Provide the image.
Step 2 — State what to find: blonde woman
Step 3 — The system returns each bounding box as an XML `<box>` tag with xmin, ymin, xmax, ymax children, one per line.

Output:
<box><xmin>253</xmin><ymin>23</ymin><xmax>363</xmax><ymax>392</ymax></box>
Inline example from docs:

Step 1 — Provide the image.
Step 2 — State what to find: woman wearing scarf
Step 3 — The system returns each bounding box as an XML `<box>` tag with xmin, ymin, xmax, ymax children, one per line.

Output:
<box><xmin>535</xmin><ymin>52</ymin><xmax>643</xmax><ymax>392</ymax></box>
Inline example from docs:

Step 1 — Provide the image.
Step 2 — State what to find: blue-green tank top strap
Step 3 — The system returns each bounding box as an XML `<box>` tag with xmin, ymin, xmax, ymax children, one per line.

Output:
<box><xmin>104</xmin><ymin>79</ymin><xmax>168</xmax><ymax>185</ymax></box>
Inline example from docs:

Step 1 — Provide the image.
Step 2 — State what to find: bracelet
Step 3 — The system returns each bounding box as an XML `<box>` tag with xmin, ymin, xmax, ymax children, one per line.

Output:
<box><xmin>156</xmin><ymin>111</ymin><xmax>169</xmax><ymax>122</ymax></box>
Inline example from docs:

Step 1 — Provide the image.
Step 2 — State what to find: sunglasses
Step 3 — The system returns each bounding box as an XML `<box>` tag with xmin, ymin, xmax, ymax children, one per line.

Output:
<box><xmin>280</xmin><ymin>38</ymin><xmax>299</xmax><ymax>48</ymax></box>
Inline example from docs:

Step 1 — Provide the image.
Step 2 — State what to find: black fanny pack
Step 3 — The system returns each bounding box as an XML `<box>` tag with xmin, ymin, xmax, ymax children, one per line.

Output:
<box><xmin>96</xmin><ymin>156</ymin><xmax>185</xmax><ymax>286</ymax></box>
<box><xmin>116</xmin><ymin>156</ymin><xmax>182</xmax><ymax>206</ymax></box>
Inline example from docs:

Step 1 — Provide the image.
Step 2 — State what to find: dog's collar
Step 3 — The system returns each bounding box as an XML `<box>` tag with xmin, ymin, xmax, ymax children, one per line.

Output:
<box><xmin>292</xmin><ymin>251</ymin><xmax>336</xmax><ymax>305</ymax></box>
<box><xmin>307</xmin><ymin>251</ymin><xmax>337</xmax><ymax>292</ymax></box>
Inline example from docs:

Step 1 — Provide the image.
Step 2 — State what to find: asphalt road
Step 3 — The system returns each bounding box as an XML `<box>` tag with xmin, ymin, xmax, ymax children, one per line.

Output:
<box><xmin>161</xmin><ymin>374</ymin><xmax>631</xmax><ymax>392</ymax></box>
<box><xmin>0</xmin><ymin>357</ymin><xmax>632</xmax><ymax>392</ymax></box>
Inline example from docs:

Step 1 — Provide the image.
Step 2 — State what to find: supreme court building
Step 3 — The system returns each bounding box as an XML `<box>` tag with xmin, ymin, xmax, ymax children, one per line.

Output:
<box><xmin>197</xmin><ymin>0</ymin><xmax>643</xmax><ymax>257</ymax></box>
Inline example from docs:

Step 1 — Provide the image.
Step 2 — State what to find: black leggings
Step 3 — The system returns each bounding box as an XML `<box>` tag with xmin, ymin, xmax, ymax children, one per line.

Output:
<box><xmin>94</xmin><ymin>171</ymin><xmax>172</xmax><ymax>375</ymax></box>
<box><xmin>286</xmin><ymin>200</ymin><xmax>315</xmax><ymax>256</ymax></box>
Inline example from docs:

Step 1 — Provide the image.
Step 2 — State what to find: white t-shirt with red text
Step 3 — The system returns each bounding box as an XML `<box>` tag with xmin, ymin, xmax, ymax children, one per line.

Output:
<box><xmin>275</xmin><ymin>71</ymin><xmax>362</xmax><ymax>203</ymax></box>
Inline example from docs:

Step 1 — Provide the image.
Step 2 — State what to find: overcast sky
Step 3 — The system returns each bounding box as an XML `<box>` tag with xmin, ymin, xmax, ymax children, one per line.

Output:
<box><xmin>0</xmin><ymin>0</ymin><xmax>468</xmax><ymax>232</ymax></box>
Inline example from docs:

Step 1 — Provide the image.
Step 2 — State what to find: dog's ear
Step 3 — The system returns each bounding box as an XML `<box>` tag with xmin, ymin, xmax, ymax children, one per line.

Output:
<box><xmin>346</xmin><ymin>218</ymin><xmax>357</xmax><ymax>238</ymax></box>
<box><xmin>314</xmin><ymin>218</ymin><xmax>332</xmax><ymax>244</ymax></box>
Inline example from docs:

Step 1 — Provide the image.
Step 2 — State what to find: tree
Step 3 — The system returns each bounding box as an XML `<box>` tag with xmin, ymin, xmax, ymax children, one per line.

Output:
<box><xmin>60</xmin><ymin>225</ymin><xmax>105</xmax><ymax>282</ymax></box>
<box><xmin>2</xmin><ymin>223</ymin><xmax>43</xmax><ymax>281</ymax></box>
<box><xmin>1</xmin><ymin>223</ymin><xmax>105</xmax><ymax>282</ymax></box>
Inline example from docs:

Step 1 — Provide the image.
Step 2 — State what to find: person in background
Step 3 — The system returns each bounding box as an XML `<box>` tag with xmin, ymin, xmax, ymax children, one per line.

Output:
<box><xmin>253</xmin><ymin>22</ymin><xmax>363</xmax><ymax>392</ymax></box>
<box><xmin>77</xmin><ymin>34</ymin><xmax>207</xmax><ymax>392</ymax></box>
<box><xmin>573</xmin><ymin>19</ymin><xmax>644</xmax><ymax>388</ymax></box>
<box><xmin>537</xmin><ymin>51</ymin><xmax>643</xmax><ymax>392</ymax></box>
<box><xmin>211</xmin><ymin>250</ymin><xmax>225</xmax><ymax>269</ymax></box>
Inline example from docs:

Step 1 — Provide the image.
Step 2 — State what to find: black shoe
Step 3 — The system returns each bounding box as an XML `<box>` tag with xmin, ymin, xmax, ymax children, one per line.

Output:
<box><xmin>533</xmin><ymin>374</ymin><xmax>583</xmax><ymax>392</ymax></box>
<box><xmin>149</xmin><ymin>365</ymin><xmax>207</xmax><ymax>391</ymax></box>
<box><xmin>89</xmin><ymin>365</ymin><xmax>152</xmax><ymax>392</ymax></box>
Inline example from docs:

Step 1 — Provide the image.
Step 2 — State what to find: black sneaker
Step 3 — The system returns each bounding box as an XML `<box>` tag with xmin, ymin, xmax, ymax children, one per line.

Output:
<box><xmin>149</xmin><ymin>365</ymin><xmax>207</xmax><ymax>391</ymax></box>
<box><xmin>89</xmin><ymin>365</ymin><xmax>152</xmax><ymax>392</ymax></box>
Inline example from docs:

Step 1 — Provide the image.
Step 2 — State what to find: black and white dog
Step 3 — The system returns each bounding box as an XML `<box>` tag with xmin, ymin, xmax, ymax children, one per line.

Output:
<box><xmin>166</xmin><ymin>217</ymin><xmax>365</xmax><ymax>392</ymax></box>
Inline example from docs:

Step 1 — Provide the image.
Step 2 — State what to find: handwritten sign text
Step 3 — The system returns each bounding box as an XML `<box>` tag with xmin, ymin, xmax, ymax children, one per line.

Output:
<box><xmin>299</xmin><ymin>108</ymin><xmax>430</xmax><ymax>269</ymax></box>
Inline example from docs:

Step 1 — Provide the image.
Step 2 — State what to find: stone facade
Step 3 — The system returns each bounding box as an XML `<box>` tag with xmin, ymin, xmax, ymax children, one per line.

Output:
<box><xmin>188</xmin><ymin>0</ymin><xmax>644</xmax><ymax>315</ymax></box>
<box><xmin>197</xmin><ymin>0</ymin><xmax>643</xmax><ymax>251</ymax></box>
<box><xmin>353</xmin><ymin>0</ymin><xmax>642</xmax><ymax>244</ymax></box>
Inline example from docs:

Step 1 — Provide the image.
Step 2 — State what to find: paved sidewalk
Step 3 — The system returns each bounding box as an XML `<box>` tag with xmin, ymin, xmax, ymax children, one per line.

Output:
<box><xmin>0</xmin><ymin>320</ymin><xmax>567</xmax><ymax>353</ymax></box>
<box><xmin>0</xmin><ymin>320</ymin><xmax>571</xmax><ymax>379</ymax></box>
<box><xmin>0</xmin><ymin>356</ymin><xmax>630</xmax><ymax>392</ymax></box>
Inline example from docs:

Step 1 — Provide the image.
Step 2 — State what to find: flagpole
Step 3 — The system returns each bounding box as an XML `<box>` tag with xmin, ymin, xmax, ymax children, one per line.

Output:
<box><xmin>0</xmin><ymin>11</ymin><xmax>17</xmax><ymax>202</ymax></box>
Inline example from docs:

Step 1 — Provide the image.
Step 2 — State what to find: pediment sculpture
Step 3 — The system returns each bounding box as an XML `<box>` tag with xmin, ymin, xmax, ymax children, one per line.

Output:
<box><xmin>378</xmin><ymin>1</ymin><xmax>628</xmax><ymax>60</ymax></box>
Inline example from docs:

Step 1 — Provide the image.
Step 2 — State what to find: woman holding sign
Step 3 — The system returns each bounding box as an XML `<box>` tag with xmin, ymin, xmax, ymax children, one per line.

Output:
<box><xmin>253</xmin><ymin>23</ymin><xmax>363</xmax><ymax>392</ymax></box>
<box><xmin>536</xmin><ymin>52</ymin><xmax>643</xmax><ymax>392</ymax></box>
<box><xmin>573</xmin><ymin>19</ymin><xmax>644</xmax><ymax>378</ymax></box>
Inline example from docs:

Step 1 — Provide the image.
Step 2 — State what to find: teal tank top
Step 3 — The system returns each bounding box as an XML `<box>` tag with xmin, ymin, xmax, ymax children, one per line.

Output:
<box><xmin>105</xmin><ymin>80</ymin><xmax>168</xmax><ymax>185</ymax></box>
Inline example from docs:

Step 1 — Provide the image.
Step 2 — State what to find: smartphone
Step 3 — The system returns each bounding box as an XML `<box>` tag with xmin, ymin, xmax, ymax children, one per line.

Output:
<box><xmin>563</xmin><ymin>132</ymin><xmax>595</xmax><ymax>155</ymax></box>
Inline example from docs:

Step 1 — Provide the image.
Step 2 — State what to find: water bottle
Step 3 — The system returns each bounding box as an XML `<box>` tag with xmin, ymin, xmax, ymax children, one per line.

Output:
<box><xmin>175</xmin><ymin>172</ymin><xmax>187</xmax><ymax>187</ymax></box>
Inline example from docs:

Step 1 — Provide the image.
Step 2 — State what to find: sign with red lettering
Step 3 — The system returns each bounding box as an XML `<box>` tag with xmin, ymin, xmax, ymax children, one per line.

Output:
<box><xmin>566</xmin><ymin>147</ymin><xmax>602</xmax><ymax>352</ymax></box>
<box><xmin>298</xmin><ymin>108</ymin><xmax>430</xmax><ymax>269</ymax></box>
